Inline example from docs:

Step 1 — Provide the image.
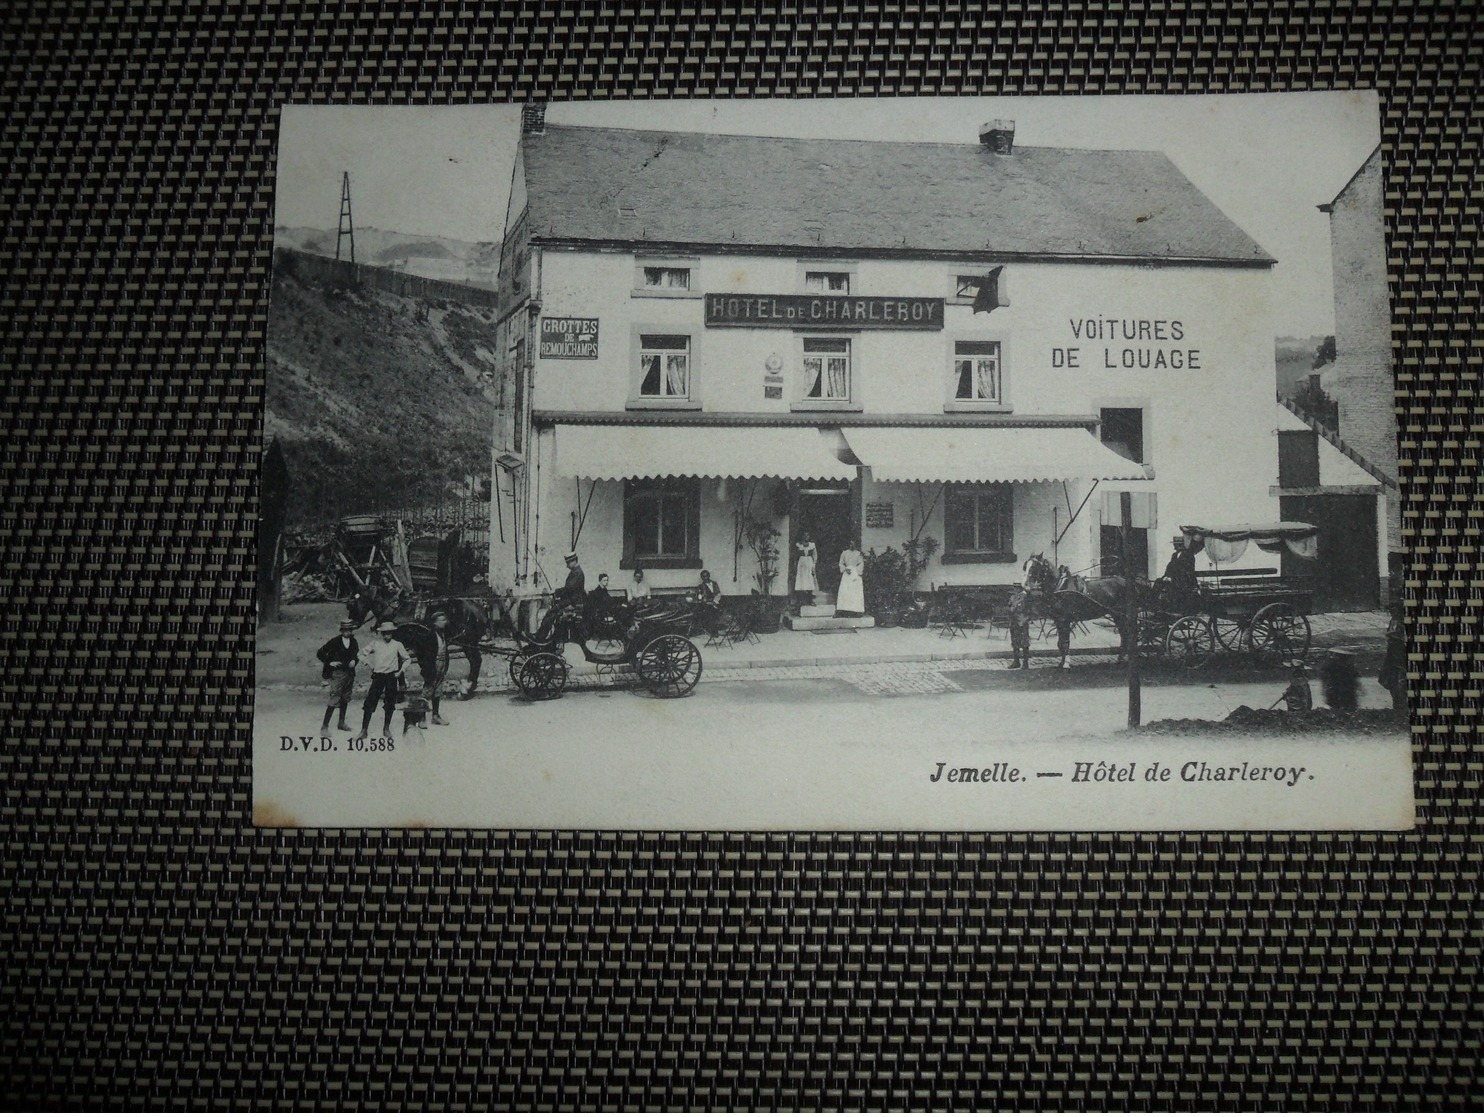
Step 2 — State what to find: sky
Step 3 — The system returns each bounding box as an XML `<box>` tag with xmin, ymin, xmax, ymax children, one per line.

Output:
<box><xmin>274</xmin><ymin>92</ymin><xmax>1382</xmax><ymax>338</ymax></box>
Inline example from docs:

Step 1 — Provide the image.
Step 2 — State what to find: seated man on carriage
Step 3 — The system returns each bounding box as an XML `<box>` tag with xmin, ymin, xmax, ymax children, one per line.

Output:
<box><xmin>585</xmin><ymin>573</ymin><xmax>627</xmax><ymax>642</ymax></box>
<box><xmin>1157</xmin><ymin>534</ymin><xmax>1204</xmax><ymax>608</ymax></box>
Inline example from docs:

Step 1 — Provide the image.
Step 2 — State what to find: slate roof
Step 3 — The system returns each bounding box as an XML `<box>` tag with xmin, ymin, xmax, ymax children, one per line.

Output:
<box><xmin>520</xmin><ymin>125</ymin><xmax>1275</xmax><ymax>264</ymax></box>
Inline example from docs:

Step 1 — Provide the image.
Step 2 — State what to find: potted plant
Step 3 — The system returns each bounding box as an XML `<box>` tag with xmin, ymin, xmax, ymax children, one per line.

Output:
<box><xmin>864</xmin><ymin>535</ymin><xmax>939</xmax><ymax>626</ymax></box>
<box><xmin>743</xmin><ymin>516</ymin><xmax>785</xmax><ymax>633</ymax></box>
<box><xmin>898</xmin><ymin>534</ymin><xmax>939</xmax><ymax>627</ymax></box>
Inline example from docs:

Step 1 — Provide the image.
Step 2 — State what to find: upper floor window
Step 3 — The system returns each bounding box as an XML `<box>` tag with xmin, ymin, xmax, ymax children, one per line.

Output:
<box><xmin>1100</xmin><ymin>407</ymin><xmax>1146</xmax><ymax>464</ymax></box>
<box><xmin>953</xmin><ymin>340</ymin><xmax>1002</xmax><ymax>403</ymax></box>
<box><xmin>803</xmin><ymin>337</ymin><xmax>851</xmax><ymax>402</ymax></box>
<box><xmin>639</xmin><ymin>335</ymin><xmax>690</xmax><ymax>399</ymax></box>
<box><xmin>804</xmin><ymin>270</ymin><xmax>851</xmax><ymax>295</ymax></box>
<box><xmin>643</xmin><ymin>266</ymin><xmax>691</xmax><ymax>291</ymax></box>
<box><xmin>948</xmin><ymin>267</ymin><xmax>1010</xmax><ymax>309</ymax></box>
<box><xmin>633</xmin><ymin>257</ymin><xmax>699</xmax><ymax>299</ymax></box>
<box><xmin>1278</xmin><ymin>430</ymin><xmax>1320</xmax><ymax>488</ymax></box>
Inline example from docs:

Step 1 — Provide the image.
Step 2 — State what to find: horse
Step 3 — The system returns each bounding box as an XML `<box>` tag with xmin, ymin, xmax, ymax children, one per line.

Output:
<box><xmin>1009</xmin><ymin>553</ymin><xmax>1151</xmax><ymax>668</ymax></box>
<box><xmin>1008</xmin><ymin>553</ymin><xmax>1077</xmax><ymax>669</ymax></box>
<box><xmin>347</xmin><ymin>583</ymin><xmax>516</xmax><ymax>700</ymax></box>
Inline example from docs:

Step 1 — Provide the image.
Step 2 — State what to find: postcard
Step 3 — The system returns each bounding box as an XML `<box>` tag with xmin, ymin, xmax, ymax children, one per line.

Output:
<box><xmin>253</xmin><ymin>93</ymin><xmax>1411</xmax><ymax>830</ymax></box>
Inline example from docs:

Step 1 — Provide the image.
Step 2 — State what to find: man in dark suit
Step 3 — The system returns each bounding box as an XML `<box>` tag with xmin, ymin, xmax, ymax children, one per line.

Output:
<box><xmin>316</xmin><ymin>619</ymin><xmax>358</xmax><ymax>732</ymax></box>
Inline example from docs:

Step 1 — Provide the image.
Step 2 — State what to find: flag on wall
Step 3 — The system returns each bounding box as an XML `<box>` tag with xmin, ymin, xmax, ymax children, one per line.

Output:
<box><xmin>971</xmin><ymin>266</ymin><xmax>1007</xmax><ymax>315</ymax></box>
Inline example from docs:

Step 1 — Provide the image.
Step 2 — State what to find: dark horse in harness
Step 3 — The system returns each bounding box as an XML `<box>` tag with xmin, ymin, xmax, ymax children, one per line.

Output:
<box><xmin>1009</xmin><ymin>553</ymin><xmax>1142</xmax><ymax>669</ymax></box>
<box><xmin>347</xmin><ymin>584</ymin><xmax>515</xmax><ymax>699</ymax></box>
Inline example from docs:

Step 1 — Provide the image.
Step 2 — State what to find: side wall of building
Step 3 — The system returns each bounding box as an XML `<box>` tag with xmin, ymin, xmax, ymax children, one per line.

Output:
<box><xmin>1323</xmin><ymin>148</ymin><xmax>1400</xmax><ymax>574</ymax></box>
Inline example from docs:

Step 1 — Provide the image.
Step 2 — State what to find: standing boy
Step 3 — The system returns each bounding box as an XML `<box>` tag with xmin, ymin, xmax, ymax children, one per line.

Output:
<box><xmin>316</xmin><ymin>618</ymin><xmax>359</xmax><ymax>732</ymax></box>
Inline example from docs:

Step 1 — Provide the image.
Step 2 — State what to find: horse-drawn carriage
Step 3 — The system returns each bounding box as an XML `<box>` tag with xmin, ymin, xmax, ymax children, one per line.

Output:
<box><xmin>348</xmin><ymin>584</ymin><xmax>706</xmax><ymax>702</ymax></box>
<box><xmin>1136</xmin><ymin>522</ymin><xmax>1317</xmax><ymax>668</ymax></box>
<box><xmin>505</xmin><ymin>596</ymin><xmax>705</xmax><ymax>701</ymax></box>
<box><xmin>1013</xmin><ymin>521</ymin><xmax>1320</xmax><ymax>670</ymax></box>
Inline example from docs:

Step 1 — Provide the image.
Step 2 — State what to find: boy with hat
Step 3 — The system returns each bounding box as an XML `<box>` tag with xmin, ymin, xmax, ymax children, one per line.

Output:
<box><xmin>315</xmin><ymin>618</ymin><xmax>359</xmax><ymax>732</ymax></box>
<box><xmin>359</xmin><ymin>620</ymin><xmax>411</xmax><ymax>739</ymax></box>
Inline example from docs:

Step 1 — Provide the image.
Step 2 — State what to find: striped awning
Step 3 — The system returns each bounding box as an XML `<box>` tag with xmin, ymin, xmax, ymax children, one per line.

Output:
<box><xmin>842</xmin><ymin>426</ymin><xmax>1151</xmax><ymax>483</ymax></box>
<box><xmin>553</xmin><ymin>424</ymin><xmax>856</xmax><ymax>482</ymax></box>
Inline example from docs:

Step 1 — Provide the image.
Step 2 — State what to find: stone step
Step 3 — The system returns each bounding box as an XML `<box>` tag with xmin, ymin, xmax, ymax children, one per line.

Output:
<box><xmin>785</xmin><ymin>614</ymin><xmax>876</xmax><ymax>632</ymax></box>
<box><xmin>799</xmin><ymin>604</ymin><xmax>837</xmax><ymax>618</ymax></box>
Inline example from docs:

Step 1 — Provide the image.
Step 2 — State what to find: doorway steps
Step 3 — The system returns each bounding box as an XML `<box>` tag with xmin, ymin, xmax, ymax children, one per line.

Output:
<box><xmin>785</xmin><ymin>614</ymin><xmax>876</xmax><ymax>631</ymax></box>
<box><xmin>786</xmin><ymin>595</ymin><xmax>875</xmax><ymax>631</ymax></box>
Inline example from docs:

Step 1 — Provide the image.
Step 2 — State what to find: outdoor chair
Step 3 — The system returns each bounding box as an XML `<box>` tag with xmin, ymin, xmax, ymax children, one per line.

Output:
<box><xmin>935</xmin><ymin>590</ymin><xmax>970</xmax><ymax>640</ymax></box>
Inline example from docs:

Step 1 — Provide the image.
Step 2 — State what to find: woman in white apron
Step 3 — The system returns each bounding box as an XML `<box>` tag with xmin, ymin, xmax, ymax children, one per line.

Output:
<box><xmin>836</xmin><ymin>539</ymin><xmax>865</xmax><ymax>616</ymax></box>
<box><xmin>794</xmin><ymin>533</ymin><xmax>817</xmax><ymax>609</ymax></box>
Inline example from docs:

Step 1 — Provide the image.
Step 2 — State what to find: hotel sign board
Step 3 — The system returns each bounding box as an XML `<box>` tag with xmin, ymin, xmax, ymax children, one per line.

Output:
<box><xmin>706</xmin><ymin>293</ymin><xmax>944</xmax><ymax>330</ymax></box>
<box><xmin>540</xmin><ymin>317</ymin><xmax>599</xmax><ymax>359</ymax></box>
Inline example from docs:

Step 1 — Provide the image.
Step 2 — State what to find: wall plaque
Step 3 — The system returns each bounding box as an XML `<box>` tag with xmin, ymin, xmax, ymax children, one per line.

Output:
<box><xmin>539</xmin><ymin>316</ymin><xmax>599</xmax><ymax>359</ymax></box>
<box><xmin>866</xmin><ymin>501</ymin><xmax>894</xmax><ymax>528</ymax></box>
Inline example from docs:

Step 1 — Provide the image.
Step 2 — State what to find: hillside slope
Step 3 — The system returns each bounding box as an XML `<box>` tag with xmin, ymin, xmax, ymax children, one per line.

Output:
<box><xmin>275</xmin><ymin>226</ymin><xmax>500</xmax><ymax>289</ymax></box>
<box><xmin>264</xmin><ymin>261</ymin><xmax>499</xmax><ymax>527</ymax></box>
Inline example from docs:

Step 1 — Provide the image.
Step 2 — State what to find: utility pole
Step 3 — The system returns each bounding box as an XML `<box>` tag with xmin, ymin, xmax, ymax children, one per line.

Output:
<box><xmin>1121</xmin><ymin>491</ymin><xmax>1142</xmax><ymax>727</ymax></box>
<box><xmin>336</xmin><ymin>171</ymin><xmax>355</xmax><ymax>263</ymax></box>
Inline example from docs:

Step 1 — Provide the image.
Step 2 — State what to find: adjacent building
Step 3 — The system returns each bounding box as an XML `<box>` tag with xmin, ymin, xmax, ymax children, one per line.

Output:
<box><xmin>1312</xmin><ymin>144</ymin><xmax>1401</xmax><ymax>602</ymax></box>
<box><xmin>488</xmin><ymin>108</ymin><xmax>1294</xmax><ymax>613</ymax></box>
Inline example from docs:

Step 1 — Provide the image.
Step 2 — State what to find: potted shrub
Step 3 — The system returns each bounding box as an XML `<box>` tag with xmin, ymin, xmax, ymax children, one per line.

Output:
<box><xmin>864</xmin><ymin>535</ymin><xmax>939</xmax><ymax>626</ymax></box>
<box><xmin>744</xmin><ymin>517</ymin><xmax>785</xmax><ymax>633</ymax></box>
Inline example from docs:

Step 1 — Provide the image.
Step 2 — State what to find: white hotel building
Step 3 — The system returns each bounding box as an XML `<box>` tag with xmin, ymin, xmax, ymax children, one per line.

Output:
<box><xmin>487</xmin><ymin>109</ymin><xmax>1328</xmax><ymax>613</ymax></box>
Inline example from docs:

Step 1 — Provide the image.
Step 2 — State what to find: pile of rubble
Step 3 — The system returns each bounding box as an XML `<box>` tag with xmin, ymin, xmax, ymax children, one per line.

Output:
<box><xmin>1137</xmin><ymin>705</ymin><xmax>1407</xmax><ymax>737</ymax></box>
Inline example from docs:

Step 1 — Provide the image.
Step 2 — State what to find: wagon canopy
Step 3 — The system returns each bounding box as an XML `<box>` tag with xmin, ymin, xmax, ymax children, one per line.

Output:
<box><xmin>1180</xmin><ymin>522</ymin><xmax>1320</xmax><ymax>564</ymax></box>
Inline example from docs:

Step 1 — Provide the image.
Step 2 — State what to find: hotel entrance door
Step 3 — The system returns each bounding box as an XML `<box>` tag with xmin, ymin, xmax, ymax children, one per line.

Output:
<box><xmin>795</xmin><ymin>488</ymin><xmax>853</xmax><ymax>598</ymax></box>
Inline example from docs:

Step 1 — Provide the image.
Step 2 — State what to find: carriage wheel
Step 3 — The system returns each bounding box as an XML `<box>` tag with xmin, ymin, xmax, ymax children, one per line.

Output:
<box><xmin>1134</xmin><ymin>607</ymin><xmax>1166</xmax><ymax>656</ymax></box>
<box><xmin>636</xmin><ymin>634</ymin><xmax>703</xmax><ymax>698</ymax></box>
<box><xmin>514</xmin><ymin>652</ymin><xmax>568</xmax><ymax>700</ymax></box>
<box><xmin>508</xmin><ymin>650</ymin><xmax>531</xmax><ymax>687</ymax></box>
<box><xmin>1165</xmin><ymin>615</ymin><xmax>1214</xmax><ymax>669</ymax></box>
<box><xmin>1212</xmin><ymin>615</ymin><xmax>1248</xmax><ymax>653</ymax></box>
<box><xmin>1248</xmin><ymin>602</ymin><xmax>1312</xmax><ymax>664</ymax></box>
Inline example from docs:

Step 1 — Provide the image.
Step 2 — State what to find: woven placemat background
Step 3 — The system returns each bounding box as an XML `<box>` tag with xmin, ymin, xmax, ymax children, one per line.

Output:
<box><xmin>2</xmin><ymin>3</ymin><xmax>1479</xmax><ymax>1108</ymax></box>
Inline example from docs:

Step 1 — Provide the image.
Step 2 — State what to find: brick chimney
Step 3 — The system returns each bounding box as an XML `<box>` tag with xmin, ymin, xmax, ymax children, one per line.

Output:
<box><xmin>979</xmin><ymin>120</ymin><xmax>1015</xmax><ymax>155</ymax></box>
<box><xmin>521</xmin><ymin>102</ymin><xmax>547</xmax><ymax>136</ymax></box>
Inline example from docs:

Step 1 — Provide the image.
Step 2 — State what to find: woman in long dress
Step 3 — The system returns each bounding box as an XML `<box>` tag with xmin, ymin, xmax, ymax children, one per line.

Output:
<box><xmin>794</xmin><ymin>534</ymin><xmax>817</xmax><ymax>609</ymax></box>
<box><xmin>836</xmin><ymin>538</ymin><xmax>865</xmax><ymax>616</ymax></box>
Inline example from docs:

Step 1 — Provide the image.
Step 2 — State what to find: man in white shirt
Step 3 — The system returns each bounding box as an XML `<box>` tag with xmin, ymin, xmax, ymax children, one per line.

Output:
<box><xmin>359</xmin><ymin>621</ymin><xmax>411</xmax><ymax>739</ymax></box>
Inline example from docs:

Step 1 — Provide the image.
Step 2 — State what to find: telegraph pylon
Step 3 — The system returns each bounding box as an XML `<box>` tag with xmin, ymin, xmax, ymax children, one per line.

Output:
<box><xmin>335</xmin><ymin>171</ymin><xmax>355</xmax><ymax>263</ymax></box>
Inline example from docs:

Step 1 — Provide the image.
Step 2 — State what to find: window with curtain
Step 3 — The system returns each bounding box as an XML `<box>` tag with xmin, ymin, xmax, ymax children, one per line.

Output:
<box><xmin>642</xmin><ymin>266</ymin><xmax>691</xmax><ymax>290</ymax></box>
<box><xmin>638</xmin><ymin>335</ymin><xmax>691</xmax><ymax>399</ymax></box>
<box><xmin>953</xmin><ymin>340</ymin><xmax>1002</xmax><ymax>403</ymax></box>
<box><xmin>803</xmin><ymin>337</ymin><xmax>851</xmax><ymax>401</ymax></box>
<box><xmin>804</xmin><ymin>270</ymin><xmax>850</xmax><ymax>294</ymax></box>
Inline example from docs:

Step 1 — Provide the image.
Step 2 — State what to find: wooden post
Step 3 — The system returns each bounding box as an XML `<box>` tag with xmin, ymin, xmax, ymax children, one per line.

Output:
<box><xmin>1121</xmin><ymin>491</ymin><xmax>1141</xmax><ymax>728</ymax></box>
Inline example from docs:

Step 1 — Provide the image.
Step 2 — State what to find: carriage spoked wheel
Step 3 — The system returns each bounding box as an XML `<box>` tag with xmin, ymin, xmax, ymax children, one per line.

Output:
<box><xmin>635</xmin><ymin>634</ymin><xmax>703</xmax><ymax>698</ymax></box>
<box><xmin>1135</xmin><ymin>607</ymin><xmax>1166</xmax><ymax>656</ymax></box>
<box><xmin>514</xmin><ymin>651</ymin><xmax>568</xmax><ymax>700</ymax></box>
<box><xmin>1211</xmin><ymin>615</ymin><xmax>1248</xmax><ymax>654</ymax></box>
<box><xmin>1247</xmin><ymin>602</ymin><xmax>1312</xmax><ymax>664</ymax></box>
<box><xmin>508</xmin><ymin>650</ymin><xmax>531</xmax><ymax>687</ymax></box>
<box><xmin>1164</xmin><ymin>615</ymin><xmax>1214</xmax><ymax>669</ymax></box>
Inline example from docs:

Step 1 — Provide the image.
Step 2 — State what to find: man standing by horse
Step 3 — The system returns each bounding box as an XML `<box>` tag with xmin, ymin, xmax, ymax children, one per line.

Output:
<box><xmin>1009</xmin><ymin>552</ymin><xmax>1074</xmax><ymax>670</ymax></box>
<box><xmin>424</xmin><ymin>610</ymin><xmax>452</xmax><ymax>726</ymax></box>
